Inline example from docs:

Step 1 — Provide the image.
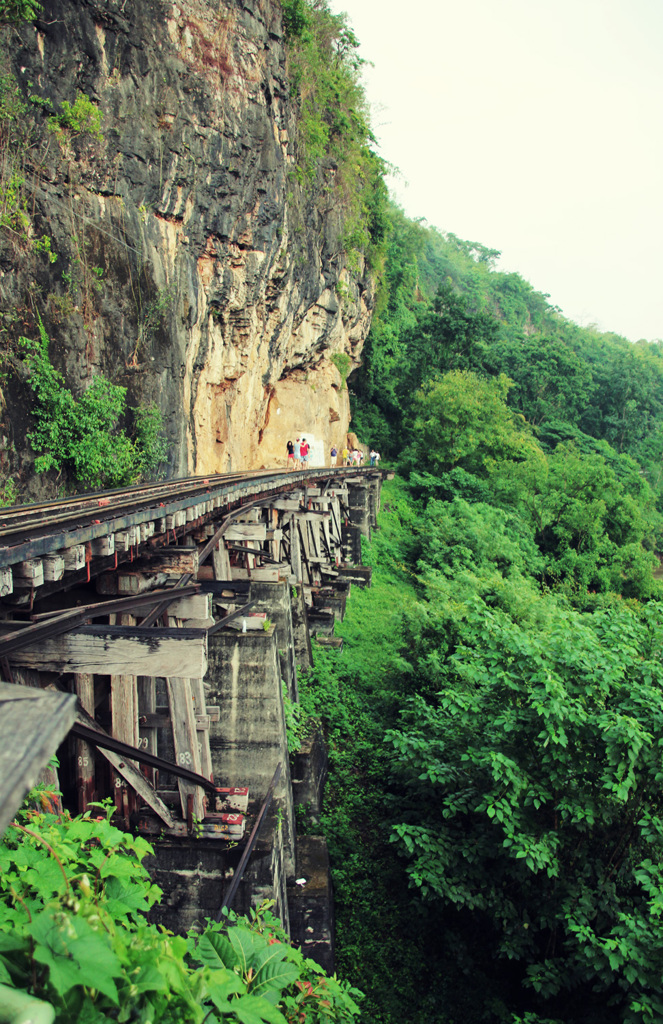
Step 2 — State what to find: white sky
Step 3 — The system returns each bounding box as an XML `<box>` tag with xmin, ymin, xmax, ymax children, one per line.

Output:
<box><xmin>328</xmin><ymin>0</ymin><xmax>663</xmax><ymax>342</ymax></box>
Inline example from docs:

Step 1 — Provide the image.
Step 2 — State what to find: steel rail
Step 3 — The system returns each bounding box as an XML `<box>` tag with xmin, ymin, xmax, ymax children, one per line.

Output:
<box><xmin>0</xmin><ymin>470</ymin><xmax>267</xmax><ymax>537</ymax></box>
<box><xmin>0</xmin><ymin>468</ymin><xmax>369</xmax><ymax>569</ymax></box>
<box><xmin>0</xmin><ymin>466</ymin><xmax>370</xmax><ymax>536</ymax></box>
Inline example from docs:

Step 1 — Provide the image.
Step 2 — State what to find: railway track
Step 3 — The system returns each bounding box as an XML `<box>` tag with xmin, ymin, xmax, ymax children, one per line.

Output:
<box><xmin>0</xmin><ymin>466</ymin><xmax>363</xmax><ymax>570</ymax></box>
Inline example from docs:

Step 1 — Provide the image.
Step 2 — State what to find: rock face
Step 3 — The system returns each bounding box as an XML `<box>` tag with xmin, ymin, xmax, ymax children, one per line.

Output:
<box><xmin>1</xmin><ymin>0</ymin><xmax>373</xmax><ymax>486</ymax></box>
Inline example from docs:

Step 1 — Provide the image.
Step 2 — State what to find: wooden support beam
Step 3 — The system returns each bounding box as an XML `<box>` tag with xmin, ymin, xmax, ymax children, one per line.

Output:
<box><xmin>166</xmin><ymin>676</ymin><xmax>205</xmax><ymax>821</ymax></box>
<box><xmin>91</xmin><ymin>535</ymin><xmax>115</xmax><ymax>557</ymax></box>
<box><xmin>9</xmin><ymin>625</ymin><xmax>208</xmax><ymax>678</ymax></box>
<box><xmin>63</xmin><ymin>545</ymin><xmax>86</xmax><ymax>571</ymax></box>
<box><xmin>167</xmin><ymin>593</ymin><xmax>212</xmax><ymax>620</ymax></box>
<box><xmin>14</xmin><ymin>559</ymin><xmax>44</xmax><ymax>587</ymax></box>
<box><xmin>190</xmin><ymin>678</ymin><xmax>213</xmax><ymax>783</ymax></box>
<box><xmin>147</xmin><ymin>547</ymin><xmax>199</xmax><ymax>573</ymax></box>
<box><xmin>115</xmin><ymin>528</ymin><xmax>137</xmax><ymax>551</ymax></box>
<box><xmin>111</xmin><ymin>613</ymin><xmax>139</xmax><ymax>818</ymax></box>
<box><xmin>74</xmin><ymin>707</ymin><xmax>174</xmax><ymax>827</ymax></box>
<box><xmin>97</xmin><ymin>571</ymin><xmax>168</xmax><ymax>596</ymax></box>
<box><xmin>212</xmin><ymin>541</ymin><xmax>232</xmax><ymax>581</ymax></box>
<box><xmin>43</xmin><ymin>555</ymin><xmax>65</xmax><ymax>582</ymax></box>
<box><xmin>137</xmin><ymin>675</ymin><xmax>157</xmax><ymax>787</ymax></box>
<box><xmin>224</xmin><ymin>523</ymin><xmax>267</xmax><ymax>541</ymax></box>
<box><xmin>74</xmin><ymin>673</ymin><xmax>95</xmax><ymax>814</ymax></box>
<box><xmin>0</xmin><ymin>568</ymin><xmax>12</xmax><ymax>597</ymax></box>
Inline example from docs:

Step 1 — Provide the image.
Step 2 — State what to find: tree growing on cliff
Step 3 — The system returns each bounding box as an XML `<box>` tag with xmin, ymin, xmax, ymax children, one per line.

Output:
<box><xmin>20</xmin><ymin>317</ymin><xmax>168</xmax><ymax>489</ymax></box>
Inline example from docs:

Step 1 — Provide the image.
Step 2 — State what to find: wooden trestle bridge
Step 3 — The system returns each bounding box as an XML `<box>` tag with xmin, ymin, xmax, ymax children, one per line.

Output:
<box><xmin>0</xmin><ymin>467</ymin><xmax>381</xmax><ymax>883</ymax></box>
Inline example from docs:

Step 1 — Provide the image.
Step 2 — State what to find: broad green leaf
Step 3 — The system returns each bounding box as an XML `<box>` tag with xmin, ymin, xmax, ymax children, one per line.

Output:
<box><xmin>250</xmin><ymin>945</ymin><xmax>300</xmax><ymax>1003</ymax></box>
<box><xmin>195</xmin><ymin>930</ymin><xmax>238</xmax><ymax>971</ymax></box>
<box><xmin>228</xmin><ymin>927</ymin><xmax>262</xmax><ymax>974</ymax></box>
<box><xmin>30</xmin><ymin>909</ymin><xmax>121</xmax><ymax>1003</ymax></box>
<box><xmin>231</xmin><ymin>993</ymin><xmax>288</xmax><ymax>1024</ymax></box>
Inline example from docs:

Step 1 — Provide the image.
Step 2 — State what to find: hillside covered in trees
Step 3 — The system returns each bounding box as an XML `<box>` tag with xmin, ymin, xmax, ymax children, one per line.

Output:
<box><xmin>294</xmin><ymin>203</ymin><xmax>663</xmax><ymax>1024</ymax></box>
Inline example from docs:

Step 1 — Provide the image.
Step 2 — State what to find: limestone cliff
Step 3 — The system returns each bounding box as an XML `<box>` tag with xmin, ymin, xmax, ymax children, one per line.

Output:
<box><xmin>0</xmin><ymin>0</ymin><xmax>374</xmax><ymax>490</ymax></box>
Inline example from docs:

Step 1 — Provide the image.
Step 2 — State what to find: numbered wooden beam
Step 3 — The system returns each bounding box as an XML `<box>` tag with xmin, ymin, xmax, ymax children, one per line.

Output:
<box><xmin>74</xmin><ymin>673</ymin><xmax>95</xmax><ymax>814</ymax></box>
<box><xmin>165</xmin><ymin>676</ymin><xmax>205</xmax><ymax>820</ymax></box>
<box><xmin>137</xmin><ymin>675</ymin><xmax>157</xmax><ymax>787</ymax></box>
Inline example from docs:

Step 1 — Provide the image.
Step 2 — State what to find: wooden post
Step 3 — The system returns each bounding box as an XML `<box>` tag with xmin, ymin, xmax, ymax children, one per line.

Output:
<box><xmin>137</xmin><ymin>676</ymin><xmax>157</xmax><ymax>787</ymax></box>
<box><xmin>289</xmin><ymin>518</ymin><xmax>302</xmax><ymax>581</ymax></box>
<box><xmin>213</xmin><ymin>541</ymin><xmax>232</xmax><ymax>581</ymax></box>
<box><xmin>74</xmin><ymin>673</ymin><xmax>95</xmax><ymax>813</ymax></box>
<box><xmin>191</xmin><ymin>677</ymin><xmax>213</xmax><ymax>784</ymax></box>
<box><xmin>165</xmin><ymin>676</ymin><xmax>205</xmax><ymax>821</ymax></box>
<box><xmin>110</xmin><ymin>614</ymin><xmax>138</xmax><ymax>818</ymax></box>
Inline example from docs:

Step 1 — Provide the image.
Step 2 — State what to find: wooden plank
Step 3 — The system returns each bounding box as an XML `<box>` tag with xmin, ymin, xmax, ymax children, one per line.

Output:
<box><xmin>111</xmin><ymin>671</ymin><xmax>138</xmax><ymax>817</ymax></box>
<box><xmin>118</xmin><ymin>571</ymin><xmax>168</xmax><ymax>595</ymax></box>
<box><xmin>96</xmin><ymin>570</ymin><xmax>169</xmax><ymax>596</ymax></box>
<box><xmin>103</xmin><ymin>745</ymin><xmax>174</xmax><ymax>826</ymax></box>
<box><xmin>10</xmin><ymin>625</ymin><xmax>208</xmax><ymax>678</ymax></box>
<box><xmin>289</xmin><ymin>519</ymin><xmax>302</xmax><ymax>581</ymax></box>
<box><xmin>91</xmin><ymin>535</ymin><xmax>115</xmax><ymax>557</ymax></box>
<box><xmin>212</xmin><ymin>541</ymin><xmax>232</xmax><ymax>581</ymax></box>
<box><xmin>111</xmin><ymin>613</ymin><xmax>139</xmax><ymax>817</ymax></box>
<box><xmin>44</xmin><ymin>554</ymin><xmax>65</xmax><ymax>582</ymax></box>
<box><xmin>167</xmin><ymin>593</ymin><xmax>212</xmax><ymax>620</ymax></box>
<box><xmin>269</xmin><ymin>498</ymin><xmax>302</xmax><ymax>511</ymax></box>
<box><xmin>137</xmin><ymin>675</ymin><xmax>157</xmax><ymax>787</ymax></box>
<box><xmin>148</xmin><ymin>547</ymin><xmax>199</xmax><ymax>574</ymax></box>
<box><xmin>63</xmin><ymin>545</ymin><xmax>86</xmax><ymax>571</ymax></box>
<box><xmin>75</xmin><ymin>705</ymin><xmax>174</xmax><ymax>827</ymax></box>
<box><xmin>74</xmin><ymin>673</ymin><xmax>95</xmax><ymax>814</ymax></box>
<box><xmin>224</xmin><ymin>523</ymin><xmax>267</xmax><ymax>541</ymax></box>
<box><xmin>190</xmin><ymin>678</ymin><xmax>213</xmax><ymax>783</ymax></box>
<box><xmin>0</xmin><ymin>682</ymin><xmax>77</xmax><ymax>837</ymax></box>
<box><xmin>166</xmin><ymin>675</ymin><xmax>205</xmax><ymax>820</ymax></box>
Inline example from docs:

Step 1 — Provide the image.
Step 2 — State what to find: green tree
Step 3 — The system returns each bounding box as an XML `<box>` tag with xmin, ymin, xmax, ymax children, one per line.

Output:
<box><xmin>403</xmin><ymin>370</ymin><xmax>543</xmax><ymax>482</ymax></box>
<box><xmin>388</xmin><ymin>596</ymin><xmax>663</xmax><ymax>1023</ymax></box>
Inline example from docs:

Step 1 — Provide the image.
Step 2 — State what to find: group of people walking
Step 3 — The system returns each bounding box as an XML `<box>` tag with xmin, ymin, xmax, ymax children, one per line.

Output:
<box><xmin>286</xmin><ymin>437</ymin><xmax>310</xmax><ymax>471</ymax></box>
<box><xmin>287</xmin><ymin>438</ymin><xmax>381</xmax><ymax>470</ymax></box>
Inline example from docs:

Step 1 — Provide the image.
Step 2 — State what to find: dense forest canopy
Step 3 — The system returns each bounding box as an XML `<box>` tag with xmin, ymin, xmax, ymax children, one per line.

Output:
<box><xmin>299</xmin><ymin>182</ymin><xmax>663</xmax><ymax>1022</ymax></box>
<box><xmin>352</xmin><ymin>205</ymin><xmax>663</xmax><ymax>506</ymax></box>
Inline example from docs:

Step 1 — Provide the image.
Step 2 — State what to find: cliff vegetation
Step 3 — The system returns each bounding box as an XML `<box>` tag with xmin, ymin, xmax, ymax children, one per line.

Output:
<box><xmin>0</xmin><ymin>0</ymin><xmax>388</xmax><ymax>499</ymax></box>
